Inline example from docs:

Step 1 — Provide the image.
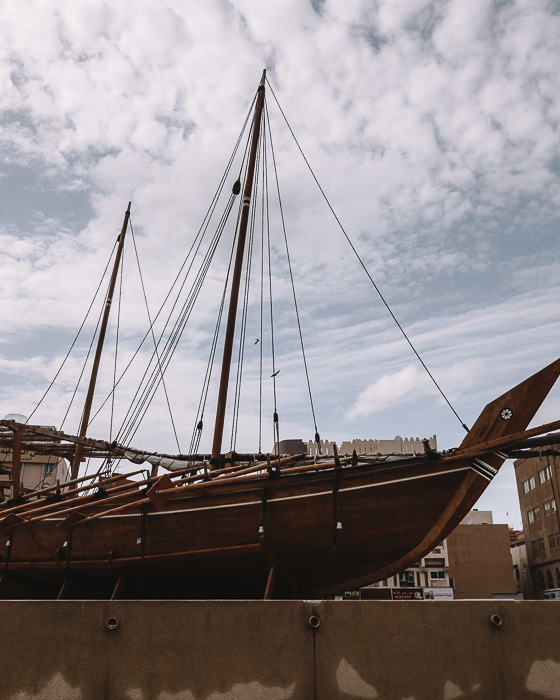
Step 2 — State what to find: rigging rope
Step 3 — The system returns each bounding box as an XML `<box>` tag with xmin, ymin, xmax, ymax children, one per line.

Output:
<box><xmin>188</xmin><ymin>187</ymin><xmax>244</xmax><ymax>459</ymax></box>
<box><xmin>264</xmin><ymin>98</ymin><xmax>322</xmax><ymax>451</ymax></box>
<box><xmin>88</xmin><ymin>95</ymin><xmax>257</xmax><ymax>435</ymax></box>
<box><xmin>258</xmin><ymin>147</ymin><xmax>266</xmax><ymax>454</ymax></box>
<box><xmin>266</xmin><ymin>80</ymin><xmax>469</xmax><ymax>433</ymax></box>
<box><xmin>26</xmin><ymin>238</ymin><xmax>118</xmax><ymax>424</ymax></box>
<box><xmin>60</xmin><ymin>271</ymin><xmax>111</xmax><ymax>433</ymax></box>
<box><xmin>111</xmin><ymin>96</ymin><xmax>260</xmax><ymax>449</ymax></box>
<box><xmin>116</xmin><ymin>195</ymin><xmax>237</xmax><ymax>448</ymax></box>
<box><xmin>130</xmin><ymin>220</ymin><xmax>181</xmax><ymax>453</ymax></box>
<box><xmin>93</xmin><ymin>192</ymin><xmax>234</xmax><ymax>434</ymax></box>
<box><xmin>263</xmin><ymin>125</ymin><xmax>281</xmax><ymax>456</ymax></box>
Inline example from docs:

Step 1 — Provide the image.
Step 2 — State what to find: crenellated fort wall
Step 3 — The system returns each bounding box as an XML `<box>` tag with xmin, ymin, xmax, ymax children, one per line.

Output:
<box><xmin>307</xmin><ymin>435</ymin><xmax>437</xmax><ymax>457</ymax></box>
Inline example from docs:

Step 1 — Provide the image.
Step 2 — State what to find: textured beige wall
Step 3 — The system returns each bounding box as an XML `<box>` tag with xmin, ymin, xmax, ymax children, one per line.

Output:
<box><xmin>448</xmin><ymin>524</ymin><xmax>517</xmax><ymax>599</ymax></box>
<box><xmin>0</xmin><ymin>600</ymin><xmax>559</xmax><ymax>699</ymax></box>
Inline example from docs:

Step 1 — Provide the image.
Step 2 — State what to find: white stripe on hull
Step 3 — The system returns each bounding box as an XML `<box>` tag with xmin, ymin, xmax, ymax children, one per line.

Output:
<box><xmin>43</xmin><ymin>463</ymin><xmax>473</xmax><ymax>523</ymax></box>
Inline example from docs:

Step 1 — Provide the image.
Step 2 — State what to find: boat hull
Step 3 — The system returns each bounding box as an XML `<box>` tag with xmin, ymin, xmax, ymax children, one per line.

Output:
<box><xmin>0</xmin><ymin>456</ymin><xmax>493</xmax><ymax>598</ymax></box>
<box><xmin>0</xmin><ymin>357</ymin><xmax>558</xmax><ymax>599</ymax></box>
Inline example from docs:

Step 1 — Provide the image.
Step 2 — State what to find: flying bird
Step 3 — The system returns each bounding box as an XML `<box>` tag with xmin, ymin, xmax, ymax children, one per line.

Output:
<box><xmin>271</xmin><ymin>370</ymin><xmax>280</xmax><ymax>377</ymax></box>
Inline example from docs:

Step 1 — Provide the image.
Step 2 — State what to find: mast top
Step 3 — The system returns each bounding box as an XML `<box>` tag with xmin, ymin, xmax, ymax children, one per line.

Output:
<box><xmin>260</xmin><ymin>69</ymin><xmax>266</xmax><ymax>87</ymax></box>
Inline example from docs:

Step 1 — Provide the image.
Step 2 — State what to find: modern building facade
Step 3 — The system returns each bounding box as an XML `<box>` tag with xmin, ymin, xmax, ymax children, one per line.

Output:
<box><xmin>510</xmin><ymin>529</ymin><xmax>532</xmax><ymax>599</ymax></box>
<box><xmin>514</xmin><ymin>444</ymin><xmax>560</xmax><ymax>597</ymax></box>
<box><xmin>355</xmin><ymin>510</ymin><xmax>518</xmax><ymax>600</ymax></box>
<box><xmin>447</xmin><ymin>512</ymin><xmax>517</xmax><ymax>599</ymax></box>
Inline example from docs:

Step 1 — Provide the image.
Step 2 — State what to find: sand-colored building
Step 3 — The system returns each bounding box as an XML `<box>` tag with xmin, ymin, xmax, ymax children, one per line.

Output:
<box><xmin>0</xmin><ymin>424</ymin><xmax>69</xmax><ymax>499</ymax></box>
<box><xmin>307</xmin><ymin>435</ymin><xmax>437</xmax><ymax>457</ymax></box>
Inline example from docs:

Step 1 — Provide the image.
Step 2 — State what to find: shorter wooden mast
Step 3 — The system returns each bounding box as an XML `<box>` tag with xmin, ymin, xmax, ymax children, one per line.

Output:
<box><xmin>211</xmin><ymin>71</ymin><xmax>267</xmax><ymax>464</ymax></box>
<box><xmin>70</xmin><ymin>203</ymin><xmax>131</xmax><ymax>479</ymax></box>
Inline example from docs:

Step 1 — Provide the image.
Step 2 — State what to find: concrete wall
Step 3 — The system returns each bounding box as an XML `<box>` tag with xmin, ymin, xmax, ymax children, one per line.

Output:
<box><xmin>1</xmin><ymin>600</ymin><xmax>560</xmax><ymax>699</ymax></box>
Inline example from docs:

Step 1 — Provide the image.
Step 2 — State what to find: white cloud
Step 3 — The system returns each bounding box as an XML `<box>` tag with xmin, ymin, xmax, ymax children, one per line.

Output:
<box><xmin>0</xmin><ymin>0</ymin><xmax>559</xmax><ymax>525</ymax></box>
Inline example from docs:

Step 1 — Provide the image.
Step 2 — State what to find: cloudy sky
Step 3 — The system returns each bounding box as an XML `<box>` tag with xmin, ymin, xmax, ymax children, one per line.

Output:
<box><xmin>1</xmin><ymin>0</ymin><xmax>559</xmax><ymax>527</ymax></box>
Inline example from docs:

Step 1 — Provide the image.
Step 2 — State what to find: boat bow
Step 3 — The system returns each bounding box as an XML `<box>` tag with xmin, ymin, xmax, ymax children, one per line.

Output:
<box><xmin>459</xmin><ymin>357</ymin><xmax>560</xmax><ymax>449</ymax></box>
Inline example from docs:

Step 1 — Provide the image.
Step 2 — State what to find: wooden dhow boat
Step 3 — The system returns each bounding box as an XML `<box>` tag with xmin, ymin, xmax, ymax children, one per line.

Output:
<box><xmin>0</xmin><ymin>72</ymin><xmax>559</xmax><ymax>600</ymax></box>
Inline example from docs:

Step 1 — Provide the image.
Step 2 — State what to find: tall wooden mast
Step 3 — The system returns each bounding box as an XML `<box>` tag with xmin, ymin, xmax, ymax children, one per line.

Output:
<box><xmin>211</xmin><ymin>70</ymin><xmax>266</xmax><ymax>463</ymax></box>
<box><xmin>70</xmin><ymin>203</ymin><xmax>131</xmax><ymax>479</ymax></box>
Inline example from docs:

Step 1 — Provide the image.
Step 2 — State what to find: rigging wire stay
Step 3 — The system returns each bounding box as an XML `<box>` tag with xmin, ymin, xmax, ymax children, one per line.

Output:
<box><xmin>265</xmin><ymin>78</ymin><xmax>469</xmax><ymax>434</ymax></box>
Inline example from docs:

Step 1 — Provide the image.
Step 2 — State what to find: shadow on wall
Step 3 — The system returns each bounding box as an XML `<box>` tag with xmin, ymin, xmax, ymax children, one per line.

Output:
<box><xmin>0</xmin><ymin>600</ymin><xmax>559</xmax><ymax>699</ymax></box>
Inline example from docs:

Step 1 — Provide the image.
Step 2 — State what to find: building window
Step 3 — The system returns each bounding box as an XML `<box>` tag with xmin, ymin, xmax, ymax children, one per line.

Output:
<box><xmin>523</xmin><ymin>476</ymin><xmax>537</xmax><ymax>493</ymax></box>
<box><xmin>528</xmin><ymin>506</ymin><xmax>540</xmax><ymax>523</ymax></box>
<box><xmin>532</xmin><ymin>539</ymin><xmax>545</xmax><ymax>556</ymax></box>
<box><xmin>538</xmin><ymin>538</ymin><xmax>545</xmax><ymax>553</ymax></box>
<box><xmin>539</xmin><ymin>465</ymin><xmax>552</xmax><ymax>484</ymax></box>
<box><xmin>532</xmin><ymin>540</ymin><xmax>539</xmax><ymax>556</ymax></box>
<box><xmin>547</xmin><ymin>569</ymin><xmax>554</xmax><ymax>589</ymax></box>
<box><xmin>43</xmin><ymin>463</ymin><xmax>55</xmax><ymax>476</ymax></box>
<box><xmin>556</xmin><ymin>568</ymin><xmax>560</xmax><ymax>588</ymax></box>
<box><xmin>429</xmin><ymin>571</ymin><xmax>446</xmax><ymax>581</ymax></box>
<box><xmin>538</xmin><ymin>571</ymin><xmax>545</xmax><ymax>591</ymax></box>
<box><xmin>549</xmin><ymin>534</ymin><xmax>557</xmax><ymax>550</ymax></box>
<box><xmin>399</xmin><ymin>571</ymin><xmax>415</xmax><ymax>587</ymax></box>
<box><xmin>544</xmin><ymin>499</ymin><xmax>557</xmax><ymax>516</ymax></box>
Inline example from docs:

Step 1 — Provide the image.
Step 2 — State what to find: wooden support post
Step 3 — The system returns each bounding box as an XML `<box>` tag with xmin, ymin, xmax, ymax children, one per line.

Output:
<box><xmin>110</xmin><ymin>576</ymin><xmax>125</xmax><ymax>601</ymax></box>
<box><xmin>261</xmin><ymin>544</ymin><xmax>300</xmax><ymax>600</ymax></box>
<box><xmin>11</xmin><ymin>428</ymin><xmax>22</xmax><ymax>498</ymax></box>
<box><xmin>264</xmin><ymin>565</ymin><xmax>277</xmax><ymax>600</ymax></box>
<box><xmin>332</xmin><ymin>444</ymin><xmax>342</xmax><ymax>547</ymax></box>
<box><xmin>57</xmin><ymin>577</ymin><xmax>70</xmax><ymax>601</ymax></box>
<box><xmin>2</xmin><ymin>531</ymin><xmax>14</xmax><ymax>593</ymax></box>
<box><xmin>332</xmin><ymin>442</ymin><xmax>341</xmax><ymax>470</ymax></box>
<box><xmin>259</xmin><ymin>486</ymin><xmax>268</xmax><ymax>550</ymax></box>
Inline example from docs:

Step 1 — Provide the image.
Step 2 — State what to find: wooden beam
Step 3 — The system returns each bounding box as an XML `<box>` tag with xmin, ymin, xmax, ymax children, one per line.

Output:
<box><xmin>264</xmin><ymin>565</ymin><xmax>277</xmax><ymax>600</ymax></box>
<box><xmin>11</xmin><ymin>428</ymin><xmax>22</xmax><ymax>498</ymax></box>
<box><xmin>110</xmin><ymin>576</ymin><xmax>125</xmax><ymax>601</ymax></box>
